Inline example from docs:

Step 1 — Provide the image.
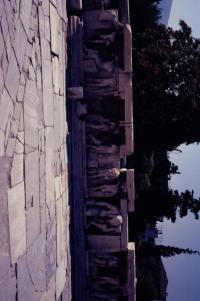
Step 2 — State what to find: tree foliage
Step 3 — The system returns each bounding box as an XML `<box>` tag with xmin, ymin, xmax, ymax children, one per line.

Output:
<box><xmin>135</xmin><ymin>189</ymin><xmax>200</xmax><ymax>227</ymax></box>
<box><xmin>139</xmin><ymin>242</ymin><xmax>200</xmax><ymax>257</ymax></box>
<box><xmin>130</xmin><ymin>0</ymin><xmax>161</xmax><ymax>33</ymax></box>
<box><xmin>133</xmin><ymin>20</ymin><xmax>200</xmax><ymax>150</ymax></box>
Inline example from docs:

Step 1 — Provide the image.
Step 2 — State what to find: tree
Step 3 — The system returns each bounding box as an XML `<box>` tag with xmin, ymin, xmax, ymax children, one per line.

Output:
<box><xmin>139</xmin><ymin>242</ymin><xmax>200</xmax><ymax>257</ymax></box>
<box><xmin>133</xmin><ymin>20</ymin><xmax>200</xmax><ymax>150</ymax></box>
<box><xmin>134</xmin><ymin>189</ymin><xmax>200</xmax><ymax>228</ymax></box>
<box><xmin>130</xmin><ymin>0</ymin><xmax>161</xmax><ymax>33</ymax></box>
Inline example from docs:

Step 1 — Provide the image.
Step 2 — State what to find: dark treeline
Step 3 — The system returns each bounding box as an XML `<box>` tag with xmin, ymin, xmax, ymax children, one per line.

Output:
<box><xmin>129</xmin><ymin>1</ymin><xmax>200</xmax><ymax>301</ymax></box>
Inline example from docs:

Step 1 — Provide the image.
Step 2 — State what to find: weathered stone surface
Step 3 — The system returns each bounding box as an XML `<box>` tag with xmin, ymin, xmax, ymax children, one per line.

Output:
<box><xmin>8</xmin><ymin>182</ymin><xmax>26</xmax><ymax>264</ymax></box>
<box><xmin>50</xmin><ymin>3</ymin><xmax>59</xmax><ymax>55</ymax></box>
<box><xmin>10</xmin><ymin>138</ymin><xmax>24</xmax><ymax>187</ymax></box>
<box><xmin>24</xmin><ymin>79</ymin><xmax>39</xmax><ymax>152</ymax></box>
<box><xmin>18</xmin><ymin>252</ymin><xmax>42</xmax><ymax>301</ymax></box>
<box><xmin>56</xmin><ymin>259</ymin><xmax>66</xmax><ymax>300</ymax></box>
<box><xmin>40</xmin><ymin>276</ymin><xmax>56</xmax><ymax>301</ymax></box>
<box><xmin>61</xmin><ymin>280</ymin><xmax>72</xmax><ymax>301</ymax></box>
<box><xmin>14</xmin><ymin>19</ymin><xmax>27</xmax><ymax>69</ymax></box>
<box><xmin>52</xmin><ymin>56</ymin><xmax>60</xmax><ymax>94</ymax></box>
<box><xmin>87</xmin><ymin>235</ymin><xmax>121</xmax><ymax>252</ymax></box>
<box><xmin>6</xmin><ymin>138</ymin><xmax>15</xmax><ymax>158</ymax></box>
<box><xmin>0</xmin><ymin>130</ymin><xmax>5</xmax><ymax>156</ymax></box>
<box><xmin>0</xmin><ymin>255</ymin><xmax>16</xmax><ymax>301</ymax></box>
<box><xmin>42</xmin><ymin>59</ymin><xmax>54</xmax><ymax>126</ymax></box>
<box><xmin>41</xmin><ymin>36</ymin><xmax>51</xmax><ymax>60</ymax></box>
<box><xmin>27</xmin><ymin>231</ymin><xmax>46</xmax><ymax>292</ymax></box>
<box><xmin>45</xmin><ymin>127</ymin><xmax>55</xmax><ymax>221</ymax></box>
<box><xmin>26</xmin><ymin>203</ymin><xmax>41</xmax><ymax>248</ymax></box>
<box><xmin>56</xmin><ymin>199</ymin><xmax>66</xmax><ymax>265</ymax></box>
<box><xmin>0</xmin><ymin>1</ymin><xmax>71</xmax><ymax>299</ymax></box>
<box><xmin>19</xmin><ymin>0</ymin><xmax>32</xmax><ymax>35</ymax></box>
<box><xmin>1</xmin><ymin>10</ymin><xmax>8</xmax><ymax>42</ymax></box>
<box><xmin>0</xmin><ymin>30</ymin><xmax>4</xmax><ymax>61</ymax></box>
<box><xmin>44</xmin><ymin>16</ymin><xmax>51</xmax><ymax>41</ymax></box>
<box><xmin>0</xmin><ymin>66</ymin><xmax>4</xmax><ymax>97</ymax></box>
<box><xmin>0</xmin><ymin>157</ymin><xmax>11</xmax><ymax>254</ymax></box>
<box><xmin>5</xmin><ymin>51</ymin><xmax>20</xmax><ymax>101</ymax></box>
<box><xmin>0</xmin><ymin>88</ymin><xmax>13</xmax><ymax>132</ymax></box>
<box><xmin>25</xmin><ymin>151</ymin><xmax>39</xmax><ymax>209</ymax></box>
<box><xmin>42</xmin><ymin>0</ymin><xmax>50</xmax><ymax>17</ymax></box>
<box><xmin>54</xmin><ymin>95</ymin><xmax>64</xmax><ymax>150</ymax></box>
<box><xmin>46</xmin><ymin>220</ymin><xmax>57</xmax><ymax>284</ymax></box>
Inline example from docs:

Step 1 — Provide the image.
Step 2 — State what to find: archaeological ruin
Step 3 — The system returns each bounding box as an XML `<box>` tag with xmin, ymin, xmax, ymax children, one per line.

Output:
<box><xmin>0</xmin><ymin>0</ymin><xmax>136</xmax><ymax>300</ymax></box>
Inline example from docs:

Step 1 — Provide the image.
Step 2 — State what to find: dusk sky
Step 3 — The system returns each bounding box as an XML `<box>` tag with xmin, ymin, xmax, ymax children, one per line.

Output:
<box><xmin>158</xmin><ymin>1</ymin><xmax>200</xmax><ymax>300</ymax></box>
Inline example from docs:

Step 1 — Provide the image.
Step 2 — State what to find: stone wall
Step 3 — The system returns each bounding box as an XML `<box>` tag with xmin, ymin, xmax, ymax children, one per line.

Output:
<box><xmin>68</xmin><ymin>1</ymin><xmax>137</xmax><ymax>300</ymax></box>
<box><xmin>0</xmin><ymin>1</ymin><xmax>71</xmax><ymax>300</ymax></box>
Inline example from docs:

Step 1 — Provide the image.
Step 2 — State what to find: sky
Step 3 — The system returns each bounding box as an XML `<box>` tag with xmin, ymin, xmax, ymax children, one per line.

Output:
<box><xmin>157</xmin><ymin>1</ymin><xmax>200</xmax><ymax>300</ymax></box>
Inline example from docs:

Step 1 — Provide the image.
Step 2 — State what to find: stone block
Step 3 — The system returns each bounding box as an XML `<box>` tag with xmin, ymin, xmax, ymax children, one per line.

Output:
<box><xmin>41</xmin><ymin>37</ymin><xmax>51</xmax><ymax>61</ymax></box>
<box><xmin>26</xmin><ymin>231</ymin><xmax>46</xmax><ymax>292</ymax></box>
<box><xmin>26</xmin><ymin>203</ymin><xmax>40</xmax><ymax>248</ymax></box>
<box><xmin>46</xmin><ymin>220</ymin><xmax>57</xmax><ymax>284</ymax></box>
<box><xmin>123</xmin><ymin>24</ymin><xmax>132</xmax><ymax>73</ymax></box>
<box><xmin>0</xmin><ymin>255</ymin><xmax>16</xmax><ymax>301</ymax></box>
<box><xmin>0</xmin><ymin>1</ymin><xmax>4</xmax><ymax>18</ymax></box>
<box><xmin>0</xmin><ymin>130</ymin><xmax>5</xmax><ymax>156</ymax></box>
<box><xmin>0</xmin><ymin>157</ymin><xmax>11</xmax><ymax>254</ymax></box>
<box><xmin>56</xmin><ymin>259</ymin><xmax>66</xmax><ymax>300</ymax></box>
<box><xmin>0</xmin><ymin>66</ymin><xmax>4</xmax><ymax>97</ymax></box>
<box><xmin>42</xmin><ymin>0</ymin><xmax>50</xmax><ymax>17</ymax></box>
<box><xmin>120</xmin><ymin>79</ymin><xmax>134</xmax><ymax>157</ymax></box>
<box><xmin>19</xmin><ymin>0</ymin><xmax>32</xmax><ymax>35</ymax></box>
<box><xmin>127</xmin><ymin>169</ymin><xmax>135</xmax><ymax>213</ymax></box>
<box><xmin>61</xmin><ymin>280</ymin><xmax>72</xmax><ymax>301</ymax></box>
<box><xmin>67</xmin><ymin>87</ymin><xmax>83</xmax><ymax>99</ymax></box>
<box><xmin>5</xmin><ymin>50</ymin><xmax>20</xmax><ymax>101</ymax></box>
<box><xmin>7</xmin><ymin>182</ymin><xmax>26</xmax><ymax>264</ymax></box>
<box><xmin>24</xmin><ymin>79</ymin><xmax>39</xmax><ymax>152</ymax></box>
<box><xmin>0</xmin><ymin>88</ymin><xmax>13</xmax><ymax>132</ymax></box>
<box><xmin>45</xmin><ymin>127</ymin><xmax>55</xmax><ymax>221</ymax></box>
<box><xmin>124</xmin><ymin>243</ymin><xmax>136</xmax><ymax>300</ymax></box>
<box><xmin>55</xmin><ymin>176</ymin><xmax>62</xmax><ymax>201</ymax></box>
<box><xmin>1</xmin><ymin>10</ymin><xmax>8</xmax><ymax>42</ymax></box>
<box><xmin>5</xmin><ymin>33</ymin><xmax>12</xmax><ymax>62</ymax></box>
<box><xmin>0</xmin><ymin>30</ymin><xmax>4</xmax><ymax>61</ymax></box>
<box><xmin>25</xmin><ymin>151</ymin><xmax>39</xmax><ymax>209</ymax></box>
<box><xmin>52</xmin><ymin>56</ymin><xmax>60</xmax><ymax>94</ymax></box>
<box><xmin>14</xmin><ymin>19</ymin><xmax>27</xmax><ymax>69</ymax></box>
<box><xmin>18</xmin><ymin>252</ymin><xmax>42</xmax><ymax>301</ymax></box>
<box><xmin>40</xmin><ymin>276</ymin><xmax>56</xmax><ymax>301</ymax></box>
<box><xmin>42</xmin><ymin>58</ymin><xmax>54</xmax><ymax>127</ymax></box>
<box><xmin>2</xmin><ymin>50</ymin><xmax>8</xmax><ymax>82</ymax></box>
<box><xmin>56</xmin><ymin>199</ymin><xmax>66</xmax><ymax>265</ymax></box>
<box><xmin>10</xmin><ymin>138</ymin><xmax>24</xmax><ymax>187</ymax></box>
<box><xmin>54</xmin><ymin>95</ymin><xmax>65</xmax><ymax>150</ymax></box>
<box><xmin>120</xmin><ymin>199</ymin><xmax>128</xmax><ymax>250</ymax></box>
<box><xmin>44</xmin><ymin>16</ymin><xmax>51</xmax><ymax>41</ymax></box>
<box><xmin>87</xmin><ymin>235</ymin><xmax>121</xmax><ymax>253</ymax></box>
<box><xmin>10</xmin><ymin>102</ymin><xmax>23</xmax><ymax>138</ymax></box>
<box><xmin>50</xmin><ymin>3</ymin><xmax>59</xmax><ymax>55</ymax></box>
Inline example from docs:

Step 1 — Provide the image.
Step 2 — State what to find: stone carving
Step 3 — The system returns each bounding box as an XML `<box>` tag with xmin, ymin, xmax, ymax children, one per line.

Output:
<box><xmin>89</xmin><ymin>253</ymin><xmax>119</xmax><ymax>268</ymax></box>
<box><xmin>86</xmin><ymin>200</ymin><xmax>123</xmax><ymax>233</ymax></box>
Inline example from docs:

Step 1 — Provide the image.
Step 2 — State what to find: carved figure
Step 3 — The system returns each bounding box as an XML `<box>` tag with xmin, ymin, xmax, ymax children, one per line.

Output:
<box><xmin>87</xmin><ymin>145</ymin><xmax>118</xmax><ymax>154</ymax></box>
<box><xmin>88</xmin><ymin>167</ymin><xmax>120</xmax><ymax>185</ymax></box>
<box><xmin>85</xmin><ymin>115</ymin><xmax>117</xmax><ymax>132</ymax></box>
<box><xmin>90</xmin><ymin>254</ymin><xmax>119</xmax><ymax>268</ymax></box>
<box><xmin>88</xmin><ymin>183</ymin><xmax>119</xmax><ymax>198</ymax></box>
<box><xmin>86</xmin><ymin>201</ymin><xmax>123</xmax><ymax>233</ymax></box>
